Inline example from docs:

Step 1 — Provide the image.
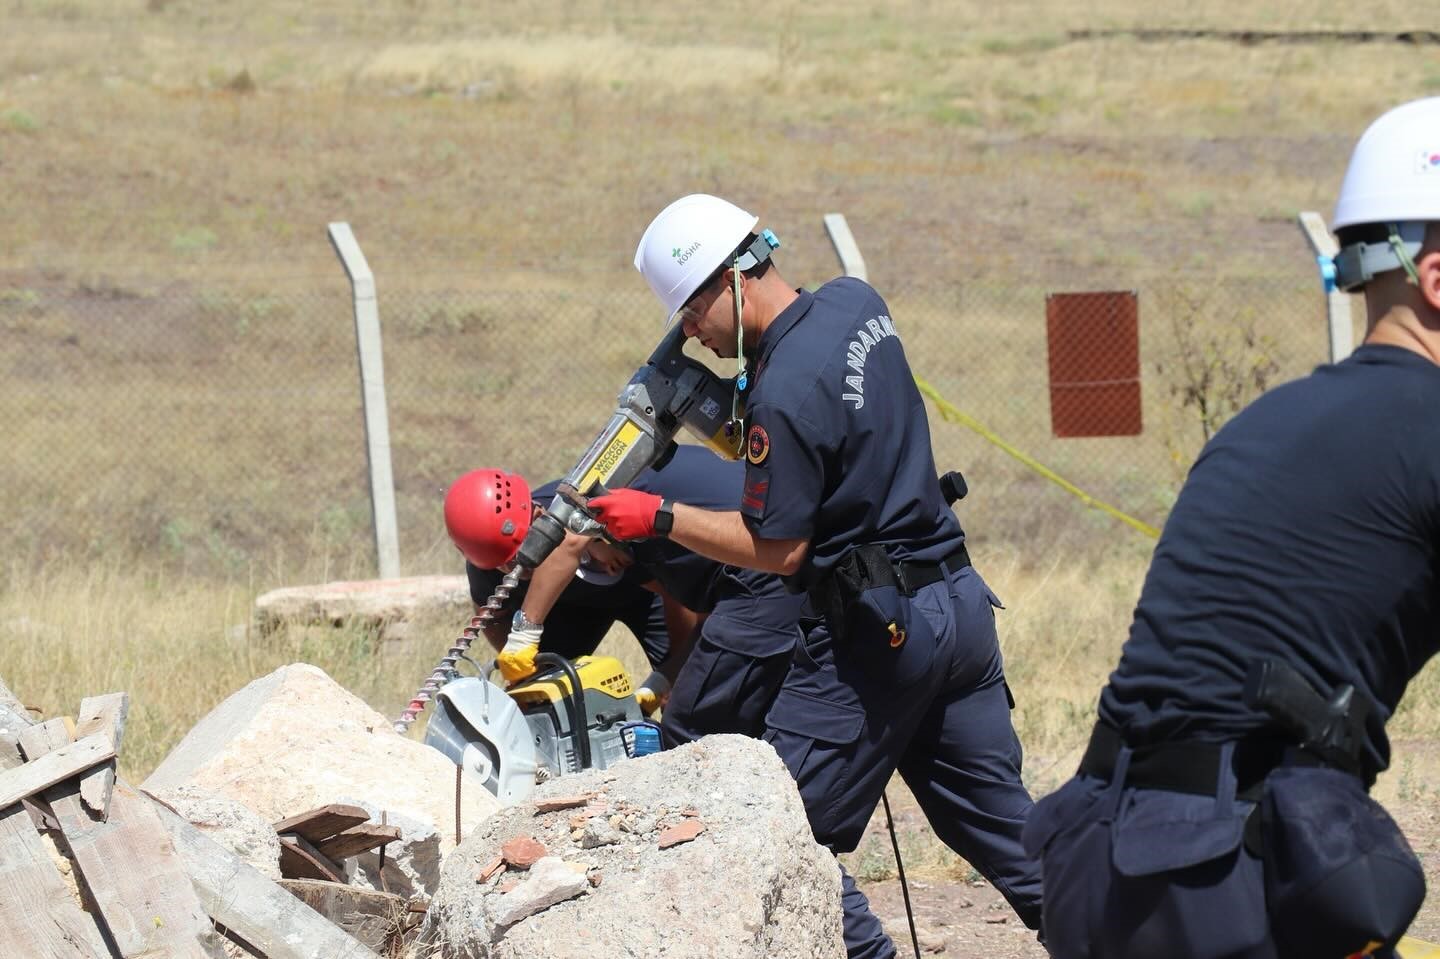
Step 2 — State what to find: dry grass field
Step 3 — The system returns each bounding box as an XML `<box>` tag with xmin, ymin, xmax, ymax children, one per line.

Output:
<box><xmin>4</xmin><ymin>0</ymin><xmax>1440</xmax><ymax>810</ymax></box>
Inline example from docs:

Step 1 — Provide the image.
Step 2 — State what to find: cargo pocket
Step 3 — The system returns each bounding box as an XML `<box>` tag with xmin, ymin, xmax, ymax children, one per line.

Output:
<box><xmin>1262</xmin><ymin>765</ymin><xmax>1426</xmax><ymax>958</ymax></box>
<box><xmin>1106</xmin><ymin>789</ymin><xmax>1267</xmax><ymax>959</ymax></box>
<box><xmin>1023</xmin><ymin>775</ymin><xmax>1109</xmax><ymax>858</ymax></box>
<box><xmin>763</xmin><ymin>687</ymin><xmax>866</xmax><ymax>842</ymax></box>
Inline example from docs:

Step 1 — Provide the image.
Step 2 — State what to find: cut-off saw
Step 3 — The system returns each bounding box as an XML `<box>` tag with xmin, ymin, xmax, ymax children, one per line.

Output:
<box><xmin>422</xmin><ymin>651</ymin><xmax>657</xmax><ymax>803</ymax></box>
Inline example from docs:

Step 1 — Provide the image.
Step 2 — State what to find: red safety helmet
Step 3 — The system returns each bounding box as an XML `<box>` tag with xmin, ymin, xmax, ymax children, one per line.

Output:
<box><xmin>443</xmin><ymin>468</ymin><xmax>533</xmax><ymax>569</ymax></box>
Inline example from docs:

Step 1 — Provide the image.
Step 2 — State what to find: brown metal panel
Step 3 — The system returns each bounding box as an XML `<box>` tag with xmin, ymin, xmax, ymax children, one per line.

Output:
<box><xmin>1046</xmin><ymin>291</ymin><xmax>1142</xmax><ymax>437</ymax></box>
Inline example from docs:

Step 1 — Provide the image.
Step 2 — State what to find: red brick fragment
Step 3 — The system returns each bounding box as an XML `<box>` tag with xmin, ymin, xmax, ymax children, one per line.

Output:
<box><xmin>657</xmin><ymin>820</ymin><xmax>706</xmax><ymax>849</ymax></box>
<box><xmin>534</xmin><ymin>794</ymin><xmax>595</xmax><ymax>813</ymax></box>
<box><xmin>500</xmin><ymin>836</ymin><xmax>548</xmax><ymax>869</ymax></box>
<box><xmin>475</xmin><ymin>856</ymin><xmax>505</xmax><ymax>883</ymax></box>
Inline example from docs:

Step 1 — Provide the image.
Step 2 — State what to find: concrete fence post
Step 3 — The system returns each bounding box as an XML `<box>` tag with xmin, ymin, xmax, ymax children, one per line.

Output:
<box><xmin>1297</xmin><ymin>211</ymin><xmax>1355</xmax><ymax>364</ymax></box>
<box><xmin>328</xmin><ymin>222</ymin><xmax>401</xmax><ymax>580</ymax></box>
<box><xmin>823</xmin><ymin>213</ymin><xmax>868</xmax><ymax>281</ymax></box>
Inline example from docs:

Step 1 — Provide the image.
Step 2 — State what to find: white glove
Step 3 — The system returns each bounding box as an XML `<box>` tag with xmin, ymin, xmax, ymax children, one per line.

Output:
<box><xmin>636</xmin><ymin>669</ymin><xmax>671</xmax><ymax>716</ymax></box>
<box><xmin>497</xmin><ymin>619</ymin><xmax>543</xmax><ymax>684</ymax></box>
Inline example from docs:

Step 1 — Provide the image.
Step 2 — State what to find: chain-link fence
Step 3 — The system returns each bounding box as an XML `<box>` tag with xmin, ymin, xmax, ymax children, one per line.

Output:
<box><xmin>1</xmin><ymin>266</ymin><xmax>1339</xmax><ymax>583</ymax></box>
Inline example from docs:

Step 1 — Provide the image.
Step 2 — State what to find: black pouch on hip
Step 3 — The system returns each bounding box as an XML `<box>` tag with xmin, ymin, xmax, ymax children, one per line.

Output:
<box><xmin>825</xmin><ymin>545</ymin><xmax>910</xmax><ymax>648</ymax></box>
<box><xmin>1261</xmin><ymin>765</ymin><xmax>1425</xmax><ymax>957</ymax></box>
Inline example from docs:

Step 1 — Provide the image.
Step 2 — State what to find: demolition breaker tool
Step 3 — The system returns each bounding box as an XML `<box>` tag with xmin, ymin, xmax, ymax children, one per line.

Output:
<box><xmin>395</xmin><ymin>324</ymin><xmax>742</xmax><ymax>734</ymax></box>
<box><xmin>513</xmin><ymin>320</ymin><xmax>746</xmax><ymax>571</ymax></box>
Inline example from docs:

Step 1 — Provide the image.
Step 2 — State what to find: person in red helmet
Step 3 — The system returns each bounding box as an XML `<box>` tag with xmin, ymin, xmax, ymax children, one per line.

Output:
<box><xmin>445</xmin><ymin>446</ymin><xmax>804</xmax><ymax>744</ymax></box>
<box><xmin>444</xmin><ymin>467</ymin><xmax>682</xmax><ymax>695</ymax></box>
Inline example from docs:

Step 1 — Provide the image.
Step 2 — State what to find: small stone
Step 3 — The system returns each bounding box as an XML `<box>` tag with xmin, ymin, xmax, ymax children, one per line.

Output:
<box><xmin>681</xmin><ymin>806</ymin><xmax>700</xmax><ymax>818</ymax></box>
<box><xmin>982</xmin><ymin>914</ymin><xmax>1008</xmax><ymax>924</ymax></box>
<box><xmin>497</xmin><ymin>878</ymin><xmax>520</xmax><ymax>894</ymax></box>
<box><xmin>657</xmin><ymin>820</ymin><xmax>705</xmax><ymax>849</ymax></box>
<box><xmin>490</xmin><ymin>856</ymin><xmax>589</xmax><ymax>928</ymax></box>
<box><xmin>587</xmin><ymin>870</ymin><xmax>602</xmax><ymax>888</ymax></box>
<box><xmin>580</xmin><ymin>818</ymin><xmax>622</xmax><ymax>849</ymax></box>
<box><xmin>501</xmin><ymin>836</ymin><xmax>548</xmax><ymax>869</ymax></box>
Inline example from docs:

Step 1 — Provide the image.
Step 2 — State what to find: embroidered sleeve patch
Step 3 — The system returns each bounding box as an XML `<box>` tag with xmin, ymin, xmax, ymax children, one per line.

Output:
<box><xmin>747</xmin><ymin>424</ymin><xmax>770</xmax><ymax>465</ymax></box>
<box><xmin>742</xmin><ymin>470</ymin><xmax>770</xmax><ymax>513</ymax></box>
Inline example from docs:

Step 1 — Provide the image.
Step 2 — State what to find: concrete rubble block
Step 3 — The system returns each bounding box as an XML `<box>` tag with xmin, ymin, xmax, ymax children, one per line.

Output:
<box><xmin>148</xmin><ymin>784</ymin><xmax>284</xmax><ymax>880</ymax></box>
<box><xmin>425</xmin><ymin>734</ymin><xmax>844</xmax><ymax>959</ymax></box>
<box><xmin>253</xmin><ymin>575</ymin><xmax>472</xmax><ymax>634</ymax></box>
<box><xmin>143</xmin><ymin>663</ymin><xmax>500</xmax><ymax>898</ymax></box>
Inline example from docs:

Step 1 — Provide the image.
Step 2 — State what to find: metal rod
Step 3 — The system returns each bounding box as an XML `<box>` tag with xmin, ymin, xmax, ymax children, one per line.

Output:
<box><xmin>393</xmin><ymin>566</ymin><xmax>521</xmax><ymax>733</ymax></box>
<box><xmin>882</xmin><ymin>791</ymin><xmax>921</xmax><ymax>959</ymax></box>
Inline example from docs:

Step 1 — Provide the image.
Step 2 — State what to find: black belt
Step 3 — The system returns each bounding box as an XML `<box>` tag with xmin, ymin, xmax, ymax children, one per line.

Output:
<box><xmin>1078</xmin><ymin>722</ymin><xmax>1309</xmax><ymax>801</ymax></box>
<box><xmin>893</xmin><ymin>545</ymin><xmax>972</xmax><ymax>594</ymax></box>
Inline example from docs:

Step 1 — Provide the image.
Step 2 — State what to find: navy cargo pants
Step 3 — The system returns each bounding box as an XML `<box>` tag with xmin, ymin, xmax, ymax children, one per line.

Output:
<box><xmin>662</xmin><ymin>569</ymin><xmax>804</xmax><ymax>747</ymax></box>
<box><xmin>1025</xmin><ymin>745</ymin><xmax>1416</xmax><ymax>959</ymax></box>
<box><xmin>763</xmin><ymin>564</ymin><xmax>1043</xmax><ymax>959</ymax></box>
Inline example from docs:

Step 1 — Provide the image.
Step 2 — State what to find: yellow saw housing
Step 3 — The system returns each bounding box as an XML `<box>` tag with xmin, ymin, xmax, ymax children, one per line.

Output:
<box><xmin>508</xmin><ymin>655</ymin><xmax>635</xmax><ymax>709</ymax></box>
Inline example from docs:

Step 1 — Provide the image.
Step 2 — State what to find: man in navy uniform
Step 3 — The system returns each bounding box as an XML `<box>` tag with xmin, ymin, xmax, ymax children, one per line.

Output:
<box><xmin>589</xmin><ymin>194</ymin><xmax>1044</xmax><ymax>958</ymax></box>
<box><xmin>1022</xmin><ymin>99</ymin><xmax>1440</xmax><ymax>959</ymax></box>
<box><xmin>445</xmin><ymin>444</ymin><xmax>804</xmax><ymax>745</ymax></box>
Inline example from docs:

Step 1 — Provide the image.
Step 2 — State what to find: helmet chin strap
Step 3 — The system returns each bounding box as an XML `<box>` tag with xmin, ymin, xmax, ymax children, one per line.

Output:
<box><xmin>730</xmin><ymin>258</ymin><xmax>746</xmax><ymax>431</ymax></box>
<box><xmin>1387</xmin><ymin>222</ymin><xmax>1424</xmax><ymax>287</ymax></box>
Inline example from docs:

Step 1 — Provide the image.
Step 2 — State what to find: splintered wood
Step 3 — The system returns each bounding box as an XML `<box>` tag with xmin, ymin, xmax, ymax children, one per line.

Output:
<box><xmin>273</xmin><ymin>803</ymin><xmax>402</xmax><ymax>882</ymax></box>
<box><xmin>0</xmin><ymin>681</ymin><xmax>385</xmax><ymax>959</ymax></box>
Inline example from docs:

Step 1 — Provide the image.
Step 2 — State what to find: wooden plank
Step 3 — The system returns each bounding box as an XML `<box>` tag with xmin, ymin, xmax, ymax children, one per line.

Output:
<box><xmin>1</xmin><ymin>714</ymin><xmax>56</xmax><ymax>831</ymax></box>
<box><xmin>273</xmin><ymin>803</ymin><xmax>371</xmax><ymax>843</ymax></box>
<box><xmin>0</xmin><ymin>675</ymin><xmax>24</xmax><ymax>717</ymax></box>
<box><xmin>280</xmin><ymin>834</ymin><xmax>347</xmax><ymax>883</ymax></box>
<box><xmin>1</xmin><ymin>731</ymin><xmax>114</xmax><ymax>809</ymax></box>
<box><xmin>6</xmin><ymin>692</ymin><xmax>378</xmax><ymax>959</ymax></box>
<box><xmin>76</xmin><ymin>693</ymin><xmax>129</xmax><ymax>820</ymax></box>
<box><xmin>278</xmin><ymin>880</ymin><xmax>406</xmax><ymax>951</ymax></box>
<box><xmin>314</xmin><ymin>823</ymin><xmax>402</xmax><ymax>862</ymax></box>
<box><xmin>0</xmin><ymin>802</ymin><xmax>110</xmax><ymax>958</ymax></box>
<box><xmin>26</xmin><ymin>720</ymin><xmax>226</xmax><ymax>959</ymax></box>
<box><xmin>155</xmin><ymin>802</ymin><xmax>383</xmax><ymax>959</ymax></box>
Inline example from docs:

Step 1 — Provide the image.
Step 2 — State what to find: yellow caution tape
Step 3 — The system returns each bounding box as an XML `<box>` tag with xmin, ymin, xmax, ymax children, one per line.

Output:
<box><xmin>914</xmin><ymin>375</ymin><xmax>1161</xmax><ymax>540</ymax></box>
<box><xmin>1401</xmin><ymin>936</ymin><xmax>1440</xmax><ymax>959</ymax></box>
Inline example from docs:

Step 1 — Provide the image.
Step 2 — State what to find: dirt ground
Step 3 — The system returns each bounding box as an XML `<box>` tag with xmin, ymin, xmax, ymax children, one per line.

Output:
<box><xmin>855</xmin><ymin>742</ymin><xmax>1440</xmax><ymax>958</ymax></box>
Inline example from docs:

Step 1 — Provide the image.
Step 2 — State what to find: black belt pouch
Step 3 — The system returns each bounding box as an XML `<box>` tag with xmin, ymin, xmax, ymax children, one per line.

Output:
<box><xmin>821</xmin><ymin>545</ymin><xmax>909</xmax><ymax>647</ymax></box>
<box><xmin>1261</xmin><ymin>765</ymin><xmax>1425</xmax><ymax>956</ymax></box>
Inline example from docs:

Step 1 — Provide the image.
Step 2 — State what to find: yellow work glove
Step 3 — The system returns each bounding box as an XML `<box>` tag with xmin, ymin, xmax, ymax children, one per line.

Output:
<box><xmin>636</xmin><ymin>669</ymin><xmax>671</xmax><ymax>716</ymax></box>
<box><xmin>497</xmin><ymin>621</ymin><xmax>543</xmax><ymax>685</ymax></box>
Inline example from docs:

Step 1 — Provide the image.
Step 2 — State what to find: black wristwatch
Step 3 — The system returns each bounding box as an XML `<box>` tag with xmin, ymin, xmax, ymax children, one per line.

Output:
<box><xmin>653</xmin><ymin>498</ymin><xmax>675</xmax><ymax>538</ymax></box>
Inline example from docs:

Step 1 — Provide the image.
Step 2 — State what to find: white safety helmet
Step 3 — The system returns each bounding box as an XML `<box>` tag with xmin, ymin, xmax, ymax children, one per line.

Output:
<box><xmin>1332</xmin><ymin>97</ymin><xmax>1440</xmax><ymax>291</ymax></box>
<box><xmin>633</xmin><ymin>194</ymin><xmax>759</xmax><ymax>322</ymax></box>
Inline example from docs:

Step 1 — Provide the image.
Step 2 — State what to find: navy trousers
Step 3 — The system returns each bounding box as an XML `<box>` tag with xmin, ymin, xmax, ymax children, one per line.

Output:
<box><xmin>662</xmin><ymin>571</ymin><xmax>803</xmax><ymax>747</ymax></box>
<box><xmin>763</xmin><ymin>565</ymin><xmax>1043</xmax><ymax>959</ymax></box>
<box><xmin>1026</xmin><ymin>750</ymin><xmax>1411</xmax><ymax>959</ymax></box>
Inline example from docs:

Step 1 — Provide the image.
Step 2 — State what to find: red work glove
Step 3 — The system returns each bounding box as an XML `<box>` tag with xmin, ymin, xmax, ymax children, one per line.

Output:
<box><xmin>587</xmin><ymin>489</ymin><xmax>663</xmax><ymax>540</ymax></box>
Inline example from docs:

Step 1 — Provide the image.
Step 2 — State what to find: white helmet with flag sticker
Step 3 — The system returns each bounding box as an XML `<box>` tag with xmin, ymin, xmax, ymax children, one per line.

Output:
<box><xmin>1332</xmin><ymin>97</ymin><xmax>1440</xmax><ymax>291</ymax></box>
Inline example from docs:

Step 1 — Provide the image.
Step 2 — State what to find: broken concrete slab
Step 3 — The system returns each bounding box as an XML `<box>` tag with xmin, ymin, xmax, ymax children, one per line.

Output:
<box><xmin>144</xmin><ymin>663</ymin><xmax>500</xmax><ymax>897</ymax></box>
<box><xmin>254</xmin><ymin>575</ymin><xmax>471</xmax><ymax>633</ymax></box>
<box><xmin>425</xmin><ymin>734</ymin><xmax>844</xmax><ymax>958</ymax></box>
